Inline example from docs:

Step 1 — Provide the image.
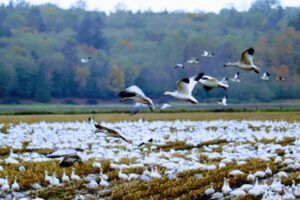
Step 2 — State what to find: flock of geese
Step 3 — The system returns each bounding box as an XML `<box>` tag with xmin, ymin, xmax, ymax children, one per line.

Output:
<box><xmin>117</xmin><ymin>47</ymin><xmax>285</xmax><ymax>114</ymax></box>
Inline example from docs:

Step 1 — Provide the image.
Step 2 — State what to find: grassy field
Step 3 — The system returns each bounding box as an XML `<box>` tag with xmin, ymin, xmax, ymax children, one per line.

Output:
<box><xmin>0</xmin><ymin>112</ymin><xmax>299</xmax><ymax>125</ymax></box>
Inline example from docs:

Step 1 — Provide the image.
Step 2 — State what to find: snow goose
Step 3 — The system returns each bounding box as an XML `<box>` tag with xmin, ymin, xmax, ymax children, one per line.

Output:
<box><xmin>222</xmin><ymin>177</ymin><xmax>232</xmax><ymax>195</ymax></box>
<box><xmin>229</xmin><ymin>170</ymin><xmax>244</xmax><ymax>176</ymax></box>
<box><xmin>92</xmin><ymin>160</ymin><xmax>102</xmax><ymax>169</ymax></box>
<box><xmin>44</xmin><ymin>171</ymin><xmax>51</xmax><ymax>183</ymax></box>
<box><xmin>261</xmin><ymin>72</ymin><xmax>270</xmax><ymax>80</ymax></box>
<box><xmin>247</xmin><ymin>171</ymin><xmax>255</xmax><ymax>183</ymax></box>
<box><xmin>11</xmin><ymin>176</ymin><xmax>20</xmax><ymax>191</ymax></box>
<box><xmin>163</xmin><ymin>73</ymin><xmax>204</xmax><ymax>104</ymax></box>
<box><xmin>150</xmin><ymin>166</ymin><xmax>162</xmax><ymax>179</ymax></box>
<box><xmin>202</xmin><ymin>51</ymin><xmax>214</xmax><ymax>57</ymax></box>
<box><xmin>99</xmin><ymin>175</ymin><xmax>109</xmax><ymax>187</ymax></box>
<box><xmin>85</xmin><ymin>180</ymin><xmax>98</xmax><ymax>189</ymax></box>
<box><xmin>71</xmin><ymin>168</ymin><xmax>81</xmax><ymax>181</ymax></box>
<box><xmin>129</xmin><ymin>173</ymin><xmax>140</xmax><ymax>180</ymax></box>
<box><xmin>199</xmin><ymin>74</ymin><xmax>229</xmax><ymax>91</ymax></box>
<box><xmin>19</xmin><ymin>166</ymin><xmax>26</xmax><ymax>172</ymax></box>
<box><xmin>283</xmin><ymin>186</ymin><xmax>296</xmax><ymax>200</ymax></box>
<box><xmin>81</xmin><ymin>56</ymin><xmax>91</xmax><ymax>63</ymax></box>
<box><xmin>248</xmin><ymin>178</ymin><xmax>265</xmax><ymax>197</ymax></box>
<box><xmin>160</xmin><ymin>103</ymin><xmax>171</xmax><ymax>110</ymax></box>
<box><xmin>271</xmin><ymin>176</ymin><xmax>283</xmax><ymax>193</ymax></box>
<box><xmin>277</xmin><ymin>76</ymin><xmax>285</xmax><ymax>81</ymax></box>
<box><xmin>221</xmin><ymin>77</ymin><xmax>228</xmax><ymax>85</ymax></box>
<box><xmin>118</xmin><ymin>169</ymin><xmax>129</xmax><ymax>181</ymax></box>
<box><xmin>119</xmin><ymin>85</ymin><xmax>155</xmax><ymax>115</ymax></box>
<box><xmin>1</xmin><ymin>178</ymin><xmax>10</xmax><ymax>194</ymax></box>
<box><xmin>174</xmin><ymin>63</ymin><xmax>184</xmax><ymax>69</ymax></box>
<box><xmin>265</xmin><ymin>163</ymin><xmax>272</xmax><ymax>176</ymax></box>
<box><xmin>138</xmin><ymin>138</ymin><xmax>153</xmax><ymax>147</ymax></box>
<box><xmin>187</xmin><ymin>58</ymin><xmax>199</xmax><ymax>64</ymax></box>
<box><xmin>230</xmin><ymin>189</ymin><xmax>246</xmax><ymax>198</ymax></box>
<box><xmin>59</xmin><ymin>155</ymin><xmax>83</xmax><ymax>168</ymax></box>
<box><xmin>224</xmin><ymin>47</ymin><xmax>261</xmax><ymax>73</ymax></box>
<box><xmin>231</xmin><ymin>72</ymin><xmax>240</xmax><ymax>82</ymax></box>
<box><xmin>254</xmin><ymin>170</ymin><xmax>266</xmax><ymax>179</ymax></box>
<box><xmin>205</xmin><ymin>182</ymin><xmax>215</xmax><ymax>195</ymax></box>
<box><xmin>62</xmin><ymin>169</ymin><xmax>70</xmax><ymax>183</ymax></box>
<box><xmin>277</xmin><ymin>171</ymin><xmax>288</xmax><ymax>178</ymax></box>
<box><xmin>94</xmin><ymin>124</ymin><xmax>128</xmax><ymax>142</ymax></box>
<box><xmin>50</xmin><ymin>172</ymin><xmax>60</xmax><ymax>186</ymax></box>
<box><xmin>218</xmin><ymin>95</ymin><xmax>227</xmax><ymax>106</ymax></box>
<box><xmin>292</xmin><ymin>180</ymin><xmax>300</xmax><ymax>197</ymax></box>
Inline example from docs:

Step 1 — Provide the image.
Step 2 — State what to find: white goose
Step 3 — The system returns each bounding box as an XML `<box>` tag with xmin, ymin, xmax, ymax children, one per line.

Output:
<box><xmin>119</xmin><ymin>85</ymin><xmax>155</xmax><ymax>115</ymax></box>
<box><xmin>11</xmin><ymin>176</ymin><xmax>20</xmax><ymax>191</ymax></box>
<box><xmin>199</xmin><ymin>74</ymin><xmax>229</xmax><ymax>91</ymax></box>
<box><xmin>218</xmin><ymin>95</ymin><xmax>227</xmax><ymax>106</ymax></box>
<box><xmin>118</xmin><ymin>169</ymin><xmax>129</xmax><ymax>181</ymax></box>
<box><xmin>44</xmin><ymin>171</ymin><xmax>51</xmax><ymax>183</ymax></box>
<box><xmin>187</xmin><ymin>58</ymin><xmax>199</xmax><ymax>64</ymax></box>
<box><xmin>261</xmin><ymin>72</ymin><xmax>270</xmax><ymax>80</ymax></box>
<box><xmin>163</xmin><ymin>73</ymin><xmax>204</xmax><ymax>104</ymax></box>
<box><xmin>150</xmin><ymin>166</ymin><xmax>162</xmax><ymax>179</ymax></box>
<box><xmin>202</xmin><ymin>51</ymin><xmax>214</xmax><ymax>57</ymax></box>
<box><xmin>205</xmin><ymin>182</ymin><xmax>215</xmax><ymax>195</ymax></box>
<box><xmin>222</xmin><ymin>177</ymin><xmax>232</xmax><ymax>195</ymax></box>
<box><xmin>71</xmin><ymin>168</ymin><xmax>81</xmax><ymax>181</ymax></box>
<box><xmin>265</xmin><ymin>164</ymin><xmax>272</xmax><ymax>176</ymax></box>
<box><xmin>174</xmin><ymin>63</ymin><xmax>184</xmax><ymax>69</ymax></box>
<box><xmin>224</xmin><ymin>47</ymin><xmax>261</xmax><ymax>73</ymax></box>
<box><xmin>62</xmin><ymin>169</ymin><xmax>70</xmax><ymax>183</ymax></box>
<box><xmin>221</xmin><ymin>77</ymin><xmax>228</xmax><ymax>85</ymax></box>
<box><xmin>1</xmin><ymin>178</ymin><xmax>10</xmax><ymax>194</ymax></box>
<box><xmin>231</xmin><ymin>72</ymin><xmax>240</xmax><ymax>82</ymax></box>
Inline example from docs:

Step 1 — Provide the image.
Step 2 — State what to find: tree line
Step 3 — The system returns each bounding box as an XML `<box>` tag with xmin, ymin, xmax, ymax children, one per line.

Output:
<box><xmin>0</xmin><ymin>0</ymin><xmax>299</xmax><ymax>103</ymax></box>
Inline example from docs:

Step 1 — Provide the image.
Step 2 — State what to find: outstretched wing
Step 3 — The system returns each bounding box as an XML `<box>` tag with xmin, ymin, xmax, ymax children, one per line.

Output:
<box><xmin>240</xmin><ymin>47</ymin><xmax>254</xmax><ymax>65</ymax></box>
<box><xmin>176</xmin><ymin>78</ymin><xmax>191</xmax><ymax>95</ymax></box>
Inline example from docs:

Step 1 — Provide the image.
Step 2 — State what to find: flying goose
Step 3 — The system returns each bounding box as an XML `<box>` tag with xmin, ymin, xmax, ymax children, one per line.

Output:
<box><xmin>138</xmin><ymin>138</ymin><xmax>153</xmax><ymax>147</ymax></box>
<box><xmin>199</xmin><ymin>74</ymin><xmax>229</xmax><ymax>91</ymax></box>
<box><xmin>81</xmin><ymin>56</ymin><xmax>91</xmax><ymax>63</ymax></box>
<box><xmin>231</xmin><ymin>72</ymin><xmax>240</xmax><ymax>82</ymax></box>
<box><xmin>218</xmin><ymin>95</ymin><xmax>227</xmax><ymax>106</ymax></box>
<box><xmin>224</xmin><ymin>47</ymin><xmax>261</xmax><ymax>73</ymax></box>
<box><xmin>260</xmin><ymin>72</ymin><xmax>270</xmax><ymax>80</ymax></box>
<box><xmin>163</xmin><ymin>73</ymin><xmax>204</xmax><ymax>104</ymax></box>
<box><xmin>59</xmin><ymin>155</ymin><xmax>83</xmax><ymax>168</ymax></box>
<box><xmin>119</xmin><ymin>85</ymin><xmax>155</xmax><ymax>115</ymax></box>
<box><xmin>187</xmin><ymin>58</ymin><xmax>200</xmax><ymax>64</ymax></box>
<box><xmin>202</xmin><ymin>51</ymin><xmax>215</xmax><ymax>57</ymax></box>
<box><xmin>95</xmin><ymin>124</ymin><xmax>129</xmax><ymax>142</ymax></box>
<box><xmin>221</xmin><ymin>77</ymin><xmax>228</xmax><ymax>85</ymax></box>
<box><xmin>160</xmin><ymin>103</ymin><xmax>171</xmax><ymax>110</ymax></box>
<box><xmin>277</xmin><ymin>76</ymin><xmax>285</xmax><ymax>81</ymax></box>
<box><xmin>174</xmin><ymin>63</ymin><xmax>184</xmax><ymax>69</ymax></box>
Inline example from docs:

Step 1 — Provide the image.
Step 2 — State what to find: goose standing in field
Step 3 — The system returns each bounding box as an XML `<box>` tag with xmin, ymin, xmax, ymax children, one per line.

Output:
<box><xmin>224</xmin><ymin>47</ymin><xmax>261</xmax><ymax>73</ymax></box>
<box><xmin>1</xmin><ymin>178</ymin><xmax>10</xmax><ymax>194</ymax></box>
<box><xmin>187</xmin><ymin>58</ymin><xmax>199</xmax><ymax>64</ymax></box>
<box><xmin>71</xmin><ymin>167</ymin><xmax>81</xmax><ymax>181</ymax></box>
<box><xmin>118</xmin><ymin>85</ymin><xmax>155</xmax><ymax>115</ymax></box>
<box><xmin>94</xmin><ymin>124</ymin><xmax>129</xmax><ymax>142</ymax></box>
<box><xmin>265</xmin><ymin>164</ymin><xmax>272</xmax><ymax>176</ymax></box>
<box><xmin>50</xmin><ymin>172</ymin><xmax>60</xmax><ymax>186</ymax></box>
<box><xmin>81</xmin><ymin>56</ymin><xmax>91</xmax><ymax>63</ymax></box>
<box><xmin>44</xmin><ymin>171</ymin><xmax>51</xmax><ymax>183</ymax></box>
<box><xmin>231</xmin><ymin>72</ymin><xmax>240</xmax><ymax>82</ymax></box>
<box><xmin>160</xmin><ymin>103</ymin><xmax>171</xmax><ymax>110</ymax></box>
<box><xmin>222</xmin><ymin>177</ymin><xmax>232</xmax><ymax>195</ymax></box>
<box><xmin>261</xmin><ymin>72</ymin><xmax>270</xmax><ymax>80</ymax></box>
<box><xmin>118</xmin><ymin>169</ymin><xmax>129</xmax><ymax>181</ymax></box>
<box><xmin>11</xmin><ymin>176</ymin><xmax>20</xmax><ymax>191</ymax></box>
<box><xmin>62</xmin><ymin>169</ymin><xmax>70</xmax><ymax>183</ymax></box>
<box><xmin>59</xmin><ymin>155</ymin><xmax>83</xmax><ymax>168</ymax></box>
<box><xmin>202</xmin><ymin>51</ymin><xmax>214</xmax><ymax>57</ymax></box>
<box><xmin>199</xmin><ymin>74</ymin><xmax>229</xmax><ymax>91</ymax></box>
<box><xmin>174</xmin><ymin>63</ymin><xmax>184</xmax><ymax>69</ymax></box>
<box><xmin>163</xmin><ymin>73</ymin><xmax>204</xmax><ymax>104</ymax></box>
<box><xmin>218</xmin><ymin>95</ymin><xmax>227</xmax><ymax>106</ymax></box>
<box><xmin>205</xmin><ymin>182</ymin><xmax>215</xmax><ymax>195</ymax></box>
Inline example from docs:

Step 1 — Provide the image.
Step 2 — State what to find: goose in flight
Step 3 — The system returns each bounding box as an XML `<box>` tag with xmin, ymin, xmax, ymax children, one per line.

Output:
<box><xmin>59</xmin><ymin>155</ymin><xmax>83</xmax><ymax>168</ymax></box>
<box><xmin>163</xmin><ymin>73</ymin><xmax>204</xmax><ymax>104</ymax></box>
<box><xmin>260</xmin><ymin>72</ymin><xmax>270</xmax><ymax>80</ymax></box>
<box><xmin>202</xmin><ymin>51</ymin><xmax>214</xmax><ymax>57</ymax></box>
<box><xmin>187</xmin><ymin>58</ymin><xmax>200</xmax><ymax>64</ymax></box>
<box><xmin>221</xmin><ymin>77</ymin><xmax>229</xmax><ymax>85</ymax></box>
<box><xmin>231</xmin><ymin>72</ymin><xmax>240</xmax><ymax>82</ymax></box>
<box><xmin>119</xmin><ymin>85</ymin><xmax>155</xmax><ymax>115</ymax></box>
<box><xmin>174</xmin><ymin>64</ymin><xmax>184</xmax><ymax>69</ymax></box>
<box><xmin>81</xmin><ymin>56</ymin><xmax>91</xmax><ymax>63</ymax></box>
<box><xmin>224</xmin><ymin>47</ymin><xmax>260</xmax><ymax>73</ymax></box>
<box><xmin>199</xmin><ymin>74</ymin><xmax>229</xmax><ymax>91</ymax></box>
<box><xmin>95</xmin><ymin>124</ymin><xmax>129</xmax><ymax>142</ymax></box>
<box><xmin>138</xmin><ymin>138</ymin><xmax>153</xmax><ymax>147</ymax></box>
<box><xmin>277</xmin><ymin>76</ymin><xmax>285</xmax><ymax>81</ymax></box>
<box><xmin>218</xmin><ymin>95</ymin><xmax>227</xmax><ymax>106</ymax></box>
<box><xmin>160</xmin><ymin>103</ymin><xmax>171</xmax><ymax>110</ymax></box>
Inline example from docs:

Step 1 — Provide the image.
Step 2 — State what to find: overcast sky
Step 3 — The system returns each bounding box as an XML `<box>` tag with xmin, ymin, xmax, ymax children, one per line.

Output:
<box><xmin>0</xmin><ymin>0</ymin><xmax>299</xmax><ymax>14</ymax></box>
